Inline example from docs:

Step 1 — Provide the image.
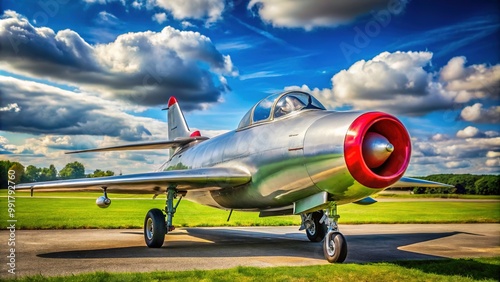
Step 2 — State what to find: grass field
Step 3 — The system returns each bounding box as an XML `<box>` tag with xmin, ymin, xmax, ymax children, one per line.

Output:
<box><xmin>9</xmin><ymin>257</ymin><xmax>500</xmax><ymax>282</ymax></box>
<box><xmin>1</xmin><ymin>191</ymin><xmax>499</xmax><ymax>229</ymax></box>
<box><xmin>377</xmin><ymin>193</ymin><xmax>500</xmax><ymax>199</ymax></box>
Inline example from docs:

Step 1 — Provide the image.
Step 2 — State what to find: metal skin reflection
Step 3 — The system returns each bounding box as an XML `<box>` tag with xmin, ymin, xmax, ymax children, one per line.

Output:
<box><xmin>17</xmin><ymin>90</ymin><xmax>451</xmax><ymax>263</ymax></box>
<box><xmin>168</xmin><ymin>108</ymin><xmax>401</xmax><ymax>209</ymax></box>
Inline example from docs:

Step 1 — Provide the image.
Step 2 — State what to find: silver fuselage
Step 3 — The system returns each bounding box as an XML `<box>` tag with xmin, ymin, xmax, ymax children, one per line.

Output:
<box><xmin>164</xmin><ymin>109</ymin><xmax>378</xmax><ymax>210</ymax></box>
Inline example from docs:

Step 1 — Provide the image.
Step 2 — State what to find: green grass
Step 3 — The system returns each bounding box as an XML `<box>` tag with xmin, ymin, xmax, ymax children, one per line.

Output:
<box><xmin>0</xmin><ymin>194</ymin><xmax>300</xmax><ymax>229</ymax></box>
<box><xmin>7</xmin><ymin>257</ymin><xmax>500</xmax><ymax>282</ymax></box>
<box><xmin>339</xmin><ymin>201</ymin><xmax>500</xmax><ymax>224</ymax></box>
<box><xmin>1</xmin><ymin>191</ymin><xmax>499</xmax><ymax>229</ymax></box>
<box><xmin>377</xmin><ymin>193</ymin><xmax>500</xmax><ymax>199</ymax></box>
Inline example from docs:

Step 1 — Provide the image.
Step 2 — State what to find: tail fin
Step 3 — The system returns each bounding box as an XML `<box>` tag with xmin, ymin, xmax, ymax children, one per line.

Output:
<box><xmin>167</xmin><ymin>97</ymin><xmax>190</xmax><ymax>141</ymax></box>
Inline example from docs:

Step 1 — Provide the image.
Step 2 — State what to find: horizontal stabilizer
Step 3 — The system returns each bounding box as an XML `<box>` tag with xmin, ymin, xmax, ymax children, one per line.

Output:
<box><xmin>66</xmin><ymin>137</ymin><xmax>208</xmax><ymax>154</ymax></box>
<box><xmin>16</xmin><ymin>167</ymin><xmax>250</xmax><ymax>194</ymax></box>
<box><xmin>353</xmin><ymin>197</ymin><xmax>378</xmax><ymax>205</ymax></box>
<box><xmin>391</xmin><ymin>177</ymin><xmax>454</xmax><ymax>188</ymax></box>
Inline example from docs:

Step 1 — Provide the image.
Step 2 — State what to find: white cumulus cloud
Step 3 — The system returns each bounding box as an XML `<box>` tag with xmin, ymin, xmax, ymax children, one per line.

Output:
<box><xmin>248</xmin><ymin>0</ymin><xmax>407</xmax><ymax>30</ymax></box>
<box><xmin>485</xmin><ymin>159</ymin><xmax>500</xmax><ymax>167</ymax></box>
<box><xmin>444</xmin><ymin>161</ymin><xmax>470</xmax><ymax>169</ymax></box>
<box><xmin>0</xmin><ymin>76</ymin><xmax>167</xmax><ymax>141</ymax></box>
<box><xmin>440</xmin><ymin>56</ymin><xmax>500</xmax><ymax>103</ymax></box>
<box><xmin>457</xmin><ymin>126</ymin><xmax>483</xmax><ymax>138</ymax></box>
<box><xmin>460</xmin><ymin>103</ymin><xmax>500</xmax><ymax>123</ymax></box>
<box><xmin>409</xmin><ymin>133</ymin><xmax>500</xmax><ymax>175</ymax></box>
<box><xmin>431</xmin><ymin>133</ymin><xmax>449</xmax><ymax>141</ymax></box>
<box><xmin>181</xmin><ymin>21</ymin><xmax>195</xmax><ymax>29</ymax></box>
<box><xmin>0</xmin><ymin>11</ymin><xmax>236</xmax><ymax>110</ymax></box>
<box><xmin>0</xmin><ymin>103</ymin><xmax>20</xmax><ymax>112</ymax></box>
<box><xmin>286</xmin><ymin>51</ymin><xmax>500</xmax><ymax>116</ymax></box>
<box><xmin>155</xmin><ymin>0</ymin><xmax>225</xmax><ymax>23</ymax></box>
<box><xmin>486</xmin><ymin>151</ymin><xmax>500</xmax><ymax>158</ymax></box>
<box><xmin>152</xmin><ymin>12</ymin><xmax>167</xmax><ymax>24</ymax></box>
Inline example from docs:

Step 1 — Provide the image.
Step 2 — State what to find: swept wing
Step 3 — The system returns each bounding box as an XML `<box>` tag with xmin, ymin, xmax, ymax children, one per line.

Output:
<box><xmin>16</xmin><ymin>167</ymin><xmax>251</xmax><ymax>194</ymax></box>
<box><xmin>65</xmin><ymin>137</ymin><xmax>208</xmax><ymax>154</ymax></box>
<box><xmin>391</xmin><ymin>177</ymin><xmax>454</xmax><ymax>188</ymax></box>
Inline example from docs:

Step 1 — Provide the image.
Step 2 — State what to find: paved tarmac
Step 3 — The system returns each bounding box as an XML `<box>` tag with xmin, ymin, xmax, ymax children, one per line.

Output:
<box><xmin>1</xmin><ymin>224</ymin><xmax>499</xmax><ymax>278</ymax></box>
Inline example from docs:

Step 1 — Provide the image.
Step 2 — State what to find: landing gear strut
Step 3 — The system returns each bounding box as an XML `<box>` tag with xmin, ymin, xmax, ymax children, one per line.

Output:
<box><xmin>144</xmin><ymin>185</ymin><xmax>181</xmax><ymax>248</ymax></box>
<box><xmin>322</xmin><ymin>203</ymin><xmax>347</xmax><ymax>263</ymax></box>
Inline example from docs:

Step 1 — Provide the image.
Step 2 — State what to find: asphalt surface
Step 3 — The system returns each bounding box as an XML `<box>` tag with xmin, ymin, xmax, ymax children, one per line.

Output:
<box><xmin>1</xmin><ymin>224</ymin><xmax>499</xmax><ymax>278</ymax></box>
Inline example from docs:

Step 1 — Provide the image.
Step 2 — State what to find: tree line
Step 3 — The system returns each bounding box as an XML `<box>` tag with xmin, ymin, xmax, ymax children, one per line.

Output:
<box><xmin>0</xmin><ymin>160</ymin><xmax>114</xmax><ymax>188</ymax></box>
<box><xmin>412</xmin><ymin>174</ymin><xmax>499</xmax><ymax>195</ymax></box>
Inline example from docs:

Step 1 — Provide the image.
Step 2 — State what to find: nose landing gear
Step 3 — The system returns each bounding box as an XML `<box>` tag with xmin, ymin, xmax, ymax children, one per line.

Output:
<box><xmin>322</xmin><ymin>203</ymin><xmax>347</xmax><ymax>263</ymax></box>
<box><xmin>301</xmin><ymin>203</ymin><xmax>348</xmax><ymax>263</ymax></box>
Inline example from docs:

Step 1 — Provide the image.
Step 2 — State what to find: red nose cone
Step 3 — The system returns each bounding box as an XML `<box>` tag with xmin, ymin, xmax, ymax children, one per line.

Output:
<box><xmin>362</xmin><ymin>132</ymin><xmax>394</xmax><ymax>168</ymax></box>
<box><xmin>344</xmin><ymin>112</ymin><xmax>411</xmax><ymax>189</ymax></box>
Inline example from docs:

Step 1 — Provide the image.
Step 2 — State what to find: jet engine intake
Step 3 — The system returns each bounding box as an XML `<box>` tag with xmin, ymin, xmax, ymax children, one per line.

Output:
<box><xmin>344</xmin><ymin>112</ymin><xmax>411</xmax><ymax>188</ymax></box>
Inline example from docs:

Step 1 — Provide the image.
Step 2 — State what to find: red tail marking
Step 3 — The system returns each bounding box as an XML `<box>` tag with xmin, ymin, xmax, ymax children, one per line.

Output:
<box><xmin>190</xmin><ymin>130</ymin><xmax>201</xmax><ymax>137</ymax></box>
<box><xmin>168</xmin><ymin>96</ymin><xmax>178</xmax><ymax>108</ymax></box>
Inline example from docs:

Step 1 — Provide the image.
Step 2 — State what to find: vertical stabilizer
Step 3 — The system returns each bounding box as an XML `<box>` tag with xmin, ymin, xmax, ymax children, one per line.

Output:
<box><xmin>167</xmin><ymin>97</ymin><xmax>190</xmax><ymax>141</ymax></box>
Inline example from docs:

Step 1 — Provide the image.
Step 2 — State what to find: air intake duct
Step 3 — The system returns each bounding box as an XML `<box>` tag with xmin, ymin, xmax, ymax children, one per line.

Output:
<box><xmin>344</xmin><ymin>112</ymin><xmax>411</xmax><ymax>188</ymax></box>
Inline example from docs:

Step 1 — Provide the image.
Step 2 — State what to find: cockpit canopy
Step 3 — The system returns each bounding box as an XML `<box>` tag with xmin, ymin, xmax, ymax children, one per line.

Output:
<box><xmin>237</xmin><ymin>91</ymin><xmax>326</xmax><ymax>129</ymax></box>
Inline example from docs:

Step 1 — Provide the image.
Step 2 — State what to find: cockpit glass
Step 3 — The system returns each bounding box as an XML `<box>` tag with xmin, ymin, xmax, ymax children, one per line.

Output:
<box><xmin>274</xmin><ymin>92</ymin><xmax>325</xmax><ymax>118</ymax></box>
<box><xmin>238</xmin><ymin>108</ymin><xmax>252</xmax><ymax>129</ymax></box>
<box><xmin>252</xmin><ymin>93</ymin><xmax>280</xmax><ymax>123</ymax></box>
<box><xmin>237</xmin><ymin>91</ymin><xmax>326</xmax><ymax>129</ymax></box>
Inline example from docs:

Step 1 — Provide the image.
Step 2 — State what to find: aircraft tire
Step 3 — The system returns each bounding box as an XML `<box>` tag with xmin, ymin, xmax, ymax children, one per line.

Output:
<box><xmin>306</xmin><ymin>211</ymin><xmax>326</xmax><ymax>242</ymax></box>
<box><xmin>323</xmin><ymin>231</ymin><xmax>347</xmax><ymax>263</ymax></box>
<box><xmin>144</xmin><ymin>208</ymin><xmax>166</xmax><ymax>248</ymax></box>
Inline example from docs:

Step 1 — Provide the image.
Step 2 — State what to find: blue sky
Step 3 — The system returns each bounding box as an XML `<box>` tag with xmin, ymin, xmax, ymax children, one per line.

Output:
<box><xmin>0</xmin><ymin>0</ymin><xmax>499</xmax><ymax>176</ymax></box>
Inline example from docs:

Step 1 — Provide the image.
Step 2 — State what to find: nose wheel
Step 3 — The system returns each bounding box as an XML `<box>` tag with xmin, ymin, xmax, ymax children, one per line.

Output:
<box><xmin>323</xmin><ymin>231</ymin><xmax>347</xmax><ymax>263</ymax></box>
<box><xmin>322</xmin><ymin>203</ymin><xmax>347</xmax><ymax>263</ymax></box>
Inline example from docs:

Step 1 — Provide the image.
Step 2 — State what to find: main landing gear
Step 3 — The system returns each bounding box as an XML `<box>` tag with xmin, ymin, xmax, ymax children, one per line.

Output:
<box><xmin>144</xmin><ymin>185</ymin><xmax>181</xmax><ymax>248</ymax></box>
<box><xmin>301</xmin><ymin>204</ymin><xmax>347</xmax><ymax>263</ymax></box>
<box><xmin>301</xmin><ymin>210</ymin><xmax>326</xmax><ymax>242</ymax></box>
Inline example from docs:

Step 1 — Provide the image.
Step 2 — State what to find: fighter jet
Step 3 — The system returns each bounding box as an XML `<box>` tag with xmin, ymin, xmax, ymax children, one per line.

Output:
<box><xmin>17</xmin><ymin>90</ymin><xmax>450</xmax><ymax>263</ymax></box>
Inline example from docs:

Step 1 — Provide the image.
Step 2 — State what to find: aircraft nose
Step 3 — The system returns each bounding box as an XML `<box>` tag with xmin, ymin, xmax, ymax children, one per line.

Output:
<box><xmin>362</xmin><ymin>132</ymin><xmax>394</xmax><ymax>169</ymax></box>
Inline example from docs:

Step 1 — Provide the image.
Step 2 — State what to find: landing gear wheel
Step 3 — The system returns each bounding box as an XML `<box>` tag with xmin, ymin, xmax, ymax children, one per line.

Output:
<box><xmin>144</xmin><ymin>208</ymin><xmax>166</xmax><ymax>248</ymax></box>
<box><xmin>323</xmin><ymin>231</ymin><xmax>347</xmax><ymax>263</ymax></box>
<box><xmin>306</xmin><ymin>211</ymin><xmax>326</xmax><ymax>242</ymax></box>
